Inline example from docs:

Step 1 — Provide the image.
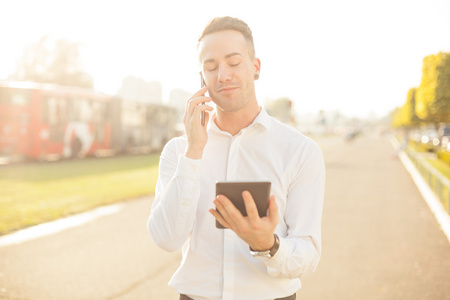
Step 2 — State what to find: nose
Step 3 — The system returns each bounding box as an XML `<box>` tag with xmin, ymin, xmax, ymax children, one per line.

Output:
<box><xmin>217</xmin><ymin>64</ymin><xmax>232</xmax><ymax>83</ymax></box>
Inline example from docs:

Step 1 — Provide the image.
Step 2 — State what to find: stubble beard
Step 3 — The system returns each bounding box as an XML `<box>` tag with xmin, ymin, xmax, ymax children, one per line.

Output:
<box><xmin>212</xmin><ymin>86</ymin><xmax>254</xmax><ymax>113</ymax></box>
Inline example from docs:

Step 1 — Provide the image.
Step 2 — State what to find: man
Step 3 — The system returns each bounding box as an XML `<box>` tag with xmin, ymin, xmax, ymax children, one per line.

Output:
<box><xmin>148</xmin><ymin>16</ymin><xmax>325</xmax><ymax>300</ymax></box>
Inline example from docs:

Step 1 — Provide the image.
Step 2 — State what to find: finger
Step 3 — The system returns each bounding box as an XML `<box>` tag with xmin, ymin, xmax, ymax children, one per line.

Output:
<box><xmin>191</xmin><ymin>86</ymin><xmax>209</xmax><ymax>98</ymax></box>
<box><xmin>193</xmin><ymin>103</ymin><xmax>214</xmax><ymax>123</ymax></box>
<box><xmin>198</xmin><ymin>85</ymin><xmax>208</xmax><ymax>95</ymax></box>
<box><xmin>215</xmin><ymin>195</ymin><xmax>245</xmax><ymax>229</ymax></box>
<box><xmin>267</xmin><ymin>195</ymin><xmax>279</xmax><ymax>224</ymax></box>
<box><xmin>186</xmin><ymin>96</ymin><xmax>212</xmax><ymax>116</ymax></box>
<box><xmin>204</xmin><ymin>107</ymin><xmax>211</xmax><ymax>125</ymax></box>
<box><xmin>186</xmin><ymin>94</ymin><xmax>211</xmax><ymax>110</ymax></box>
<box><xmin>214</xmin><ymin>195</ymin><xmax>233</xmax><ymax>223</ymax></box>
<box><xmin>213</xmin><ymin>197</ymin><xmax>234</xmax><ymax>228</ymax></box>
<box><xmin>242</xmin><ymin>190</ymin><xmax>260</xmax><ymax>223</ymax></box>
<box><xmin>209</xmin><ymin>208</ymin><xmax>230</xmax><ymax>229</ymax></box>
<box><xmin>186</xmin><ymin>86</ymin><xmax>209</xmax><ymax>108</ymax></box>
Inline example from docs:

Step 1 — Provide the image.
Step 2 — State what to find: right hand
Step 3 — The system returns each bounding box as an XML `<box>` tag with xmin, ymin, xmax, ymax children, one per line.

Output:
<box><xmin>183</xmin><ymin>86</ymin><xmax>213</xmax><ymax>159</ymax></box>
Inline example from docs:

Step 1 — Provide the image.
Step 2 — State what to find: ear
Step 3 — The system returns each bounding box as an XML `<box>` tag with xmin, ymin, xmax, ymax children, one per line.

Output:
<box><xmin>253</xmin><ymin>58</ymin><xmax>261</xmax><ymax>80</ymax></box>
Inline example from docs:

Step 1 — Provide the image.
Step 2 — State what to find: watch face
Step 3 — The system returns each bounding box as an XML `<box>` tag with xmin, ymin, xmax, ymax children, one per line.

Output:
<box><xmin>250</xmin><ymin>234</ymin><xmax>280</xmax><ymax>259</ymax></box>
<box><xmin>251</xmin><ymin>250</ymin><xmax>271</xmax><ymax>258</ymax></box>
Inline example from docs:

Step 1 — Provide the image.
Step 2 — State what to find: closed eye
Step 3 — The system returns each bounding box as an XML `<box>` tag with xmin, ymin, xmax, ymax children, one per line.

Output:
<box><xmin>204</xmin><ymin>62</ymin><xmax>217</xmax><ymax>72</ymax></box>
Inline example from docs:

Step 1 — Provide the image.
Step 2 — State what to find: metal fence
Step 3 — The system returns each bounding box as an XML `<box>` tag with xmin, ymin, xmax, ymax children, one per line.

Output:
<box><xmin>406</xmin><ymin>148</ymin><xmax>450</xmax><ymax>214</ymax></box>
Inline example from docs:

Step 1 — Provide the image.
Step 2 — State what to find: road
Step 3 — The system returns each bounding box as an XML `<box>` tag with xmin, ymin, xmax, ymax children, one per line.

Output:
<box><xmin>1</xmin><ymin>133</ymin><xmax>449</xmax><ymax>300</ymax></box>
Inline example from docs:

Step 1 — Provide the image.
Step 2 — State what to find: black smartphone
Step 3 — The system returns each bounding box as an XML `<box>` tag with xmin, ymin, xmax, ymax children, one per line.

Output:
<box><xmin>200</xmin><ymin>74</ymin><xmax>206</xmax><ymax>126</ymax></box>
<box><xmin>215</xmin><ymin>181</ymin><xmax>271</xmax><ymax>229</ymax></box>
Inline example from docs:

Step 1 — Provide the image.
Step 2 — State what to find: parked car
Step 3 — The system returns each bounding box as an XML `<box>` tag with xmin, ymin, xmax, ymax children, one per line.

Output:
<box><xmin>438</xmin><ymin>125</ymin><xmax>450</xmax><ymax>151</ymax></box>
<box><xmin>420</xmin><ymin>129</ymin><xmax>439</xmax><ymax>152</ymax></box>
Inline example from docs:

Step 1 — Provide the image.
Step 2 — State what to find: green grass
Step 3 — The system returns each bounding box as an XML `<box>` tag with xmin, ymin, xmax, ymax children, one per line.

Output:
<box><xmin>408</xmin><ymin>141</ymin><xmax>450</xmax><ymax>179</ymax></box>
<box><xmin>0</xmin><ymin>154</ymin><xmax>160</xmax><ymax>235</ymax></box>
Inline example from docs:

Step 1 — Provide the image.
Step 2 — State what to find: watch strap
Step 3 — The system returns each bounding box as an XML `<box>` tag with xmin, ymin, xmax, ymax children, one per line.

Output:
<box><xmin>250</xmin><ymin>234</ymin><xmax>280</xmax><ymax>258</ymax></box>
<box><xmin>269</xmin><ymin>234</ymin><xmax>280</xmax><ymax>257</ymax></box>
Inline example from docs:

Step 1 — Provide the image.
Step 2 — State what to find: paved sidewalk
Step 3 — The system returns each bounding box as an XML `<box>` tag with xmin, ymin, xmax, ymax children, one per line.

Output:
<box><xmin>298</xmin><ymin>134</ymin><xmax>450</xmax><ymax>300</ymax></box>
<box><xmin>0</xmin><ymin>197</ymin><xmax>181</xmax><ymax>300</ymax></box>
<box><xmin>0</xmin><ymin>134</ymin><xmax>449</xmax><ymax>300</ymax></box>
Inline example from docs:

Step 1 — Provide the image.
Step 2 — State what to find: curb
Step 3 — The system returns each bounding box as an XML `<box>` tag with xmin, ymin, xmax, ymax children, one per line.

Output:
<box><xmin>0</xmin><ymin>203</ymin><xmax>123</xmax><ymax>247</ymax></box>
<box><xmin>391</xmin><ymin>137</ymin><xmax>450</xmax><ymax>244</ymax></box>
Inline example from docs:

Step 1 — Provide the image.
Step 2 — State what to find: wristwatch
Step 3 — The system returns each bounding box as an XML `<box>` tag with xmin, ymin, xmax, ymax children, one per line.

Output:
<box><xmin>249</xmin><ymin>234</ymin><xmax>280</xmax><ymax>259</ymax></box>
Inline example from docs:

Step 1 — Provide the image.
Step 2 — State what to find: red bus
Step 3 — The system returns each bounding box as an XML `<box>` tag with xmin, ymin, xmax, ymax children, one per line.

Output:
<box><xmin>0</xmin><ymin>81</ymin><xmax>178</xmax><ymax>163</ymax></box>
<box><xmin>0</xmin><ymin>81</ymin><xmax>114</xmax><ymax>161</ymax></box>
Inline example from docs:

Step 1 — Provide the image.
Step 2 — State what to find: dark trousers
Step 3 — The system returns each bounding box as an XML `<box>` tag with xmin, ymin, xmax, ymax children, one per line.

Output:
<box><xmin>180</xmin><ymin>293</ymin><xmax>296</xmax><ymax>300</ymax></box>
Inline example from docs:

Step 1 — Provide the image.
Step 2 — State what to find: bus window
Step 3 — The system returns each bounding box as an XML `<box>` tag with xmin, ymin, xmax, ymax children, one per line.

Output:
<box><xmin>0</xmin><ymin>88</ymin><xmax>6</xmax><ymax>103</ymax></box>
<box><xmin>92</xmin><ymin>101</ymin><xmax>105</xmax><ymax>123</ymax></box>
<box><xmin>92</xmin><ymin>101</ymin><xmax>105</xmax><ymax>142</ymax></box>
<box><xmin>72</xmin><ymin>98</ymin><xmax>93</xmax><ymax>122</ymax></box>
<box><xmin>11</xmin><ymin>94</ymin><xmax>29</xmax><ymax>106</ymax></box>
<box><xmin>47</xmin><ymin>97</ymin><xmax>59</xmax><ymax>125</ymax></box>
<box><xmin>42</xmin><ymin>97</ymin><xmax>66</xmax><ymax>142</ymax></box>
<box><xmin>0</xmin><ymin>88</ymin><xmax>31</xmax><ymax>105</ymax></box>
<box><xmin>41</xmin><ymin>98</ymin><xmax>48</xmax><ymax>123</ymax></box>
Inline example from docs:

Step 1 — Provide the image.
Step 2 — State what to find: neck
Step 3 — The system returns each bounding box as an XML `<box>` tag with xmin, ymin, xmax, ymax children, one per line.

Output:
<box><xmin>215</xmin><ymin>101</ymin><xmax>261</xmax><ymax>136</ymax></box>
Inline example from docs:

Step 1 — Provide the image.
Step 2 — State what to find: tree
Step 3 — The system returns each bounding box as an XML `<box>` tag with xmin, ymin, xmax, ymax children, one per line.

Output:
<box><xmin>9</xmin><ymin>36</ymin><xmax>93</xmax><ymax>88</ymax></box>
<box><xmin>402</xmin><ymin>88</ymin><xmax>420</xmax><ymax>126</ymax></box>
<box><xmin>391</xmin><ymin>107</ymin><xmax>402</xmax><ymax>128</ymax></box>
<box><xmin>415</xmin><ymin>52</ymin><xmax>450</xmax><ymax>124</ymax></box>
<box><xmin>392</xmin><ymin>88</ymin><xmax>422</xmax><ymax>128</ymax></box>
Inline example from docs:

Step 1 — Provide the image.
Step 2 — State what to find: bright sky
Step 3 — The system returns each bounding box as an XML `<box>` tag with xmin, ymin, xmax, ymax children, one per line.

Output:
<box><xmin>1</xmin><ymin>0</ymin><xmax>450</xmax><ymax>118</ymax></box>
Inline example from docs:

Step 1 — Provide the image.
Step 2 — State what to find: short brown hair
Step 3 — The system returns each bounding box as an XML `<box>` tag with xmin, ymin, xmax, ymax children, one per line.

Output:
<box><xmin>198</xmin><ymin>16</ymin><xmax>255</xmax><ymax>59</ymax></box>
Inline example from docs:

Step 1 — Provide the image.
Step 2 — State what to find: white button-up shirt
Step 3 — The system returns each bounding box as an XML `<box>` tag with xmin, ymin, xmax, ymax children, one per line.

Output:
<box><xmin>148</xmin><ymin>108</ymin><xmax>325</xmax><ymax>300</ymax></box>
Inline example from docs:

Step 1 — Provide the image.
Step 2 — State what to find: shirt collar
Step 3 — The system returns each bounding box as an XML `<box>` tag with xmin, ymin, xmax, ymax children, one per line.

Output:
<box><xmin>208</xmin><ymin>106</ymin><xmax>272</xmax><ymax>135</ymax></box>
<box><xmin>253</xmin><ymin>107</ymin><xmax>272</xmax><ymax>130</ymax></box>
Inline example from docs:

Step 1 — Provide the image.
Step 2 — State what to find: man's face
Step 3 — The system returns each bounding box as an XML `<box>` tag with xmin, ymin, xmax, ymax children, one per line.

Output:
<box><xmin>198</xmin><ymin>30</ymin><xmax>260</xmax><ymax>113</ymax></box>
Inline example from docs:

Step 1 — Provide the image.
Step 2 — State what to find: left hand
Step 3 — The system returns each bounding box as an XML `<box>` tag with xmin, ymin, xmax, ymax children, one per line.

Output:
<box><xmin>209</xmin><ymin>191</ymin><xmax>279</xmax><ymax>251</ymax></box>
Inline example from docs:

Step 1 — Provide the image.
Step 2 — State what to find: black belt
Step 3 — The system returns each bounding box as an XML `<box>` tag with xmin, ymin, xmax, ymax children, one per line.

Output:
<box><xmin>180</xmin><ymin>293</ymin><xmax>296</xmax><ymax>300</ymax></box>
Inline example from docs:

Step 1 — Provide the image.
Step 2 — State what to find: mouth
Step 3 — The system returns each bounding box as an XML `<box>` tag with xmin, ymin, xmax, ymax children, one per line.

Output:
<box><xmin>217</xmin><ymin>86</ymin><xmax>239</xmax><ymax>93</ymax></box>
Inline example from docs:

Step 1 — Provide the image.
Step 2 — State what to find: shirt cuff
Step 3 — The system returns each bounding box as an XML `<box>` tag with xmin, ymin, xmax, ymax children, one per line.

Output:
<box><xmin>175</xmin><ymin>155</ymin><xmax>201</xmax><ymax>180</ymax></box>
<box><xmin>264</xmin><ymin>236</ymin><xmax>290</xmax><ymax>276</ymax></box>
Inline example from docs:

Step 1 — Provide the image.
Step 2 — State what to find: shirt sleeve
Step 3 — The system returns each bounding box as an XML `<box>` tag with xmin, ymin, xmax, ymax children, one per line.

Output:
<box><xmin>262</xmin><ymin>140</ymin><xmax>325</xmax><ymax>279</ymax></box>
<box><xmin>147</xmin><ymin>138</ymin><xmax>201</xmax><ymax>252</ymax></box>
